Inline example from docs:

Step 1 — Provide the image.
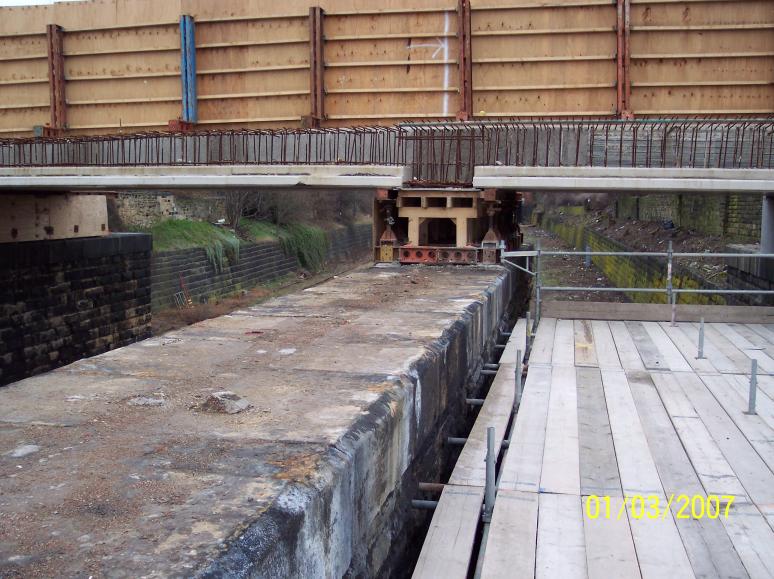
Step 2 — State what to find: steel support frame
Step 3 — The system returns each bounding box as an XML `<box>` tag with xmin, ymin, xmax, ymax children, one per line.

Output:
<box><xmin>305</xmin><ymin>6</ymin><xmax>325</xmax><ymax>128</ymax></box>
<box><xmin>616</xmin><ymin>0</ymin><xmax>632</xmax><ymax>119</ymax></box>
<box><xmin>46</xmin><ymin>24</ymin><xmax>67</xmax><ymax>133</ymax></box>
<box><xmin>179</xmin><ymin>15</ymin><xmax>198</xmax><ymax>124</ymax></box>
<box><xmin>457</xmin><ymin>0</ymin><xmax>473</xmax><ymax>121</ymax></box>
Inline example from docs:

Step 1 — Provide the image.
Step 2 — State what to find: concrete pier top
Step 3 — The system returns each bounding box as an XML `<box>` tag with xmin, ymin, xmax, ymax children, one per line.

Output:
<box><xmin>0</xmin><ymin>265</ymin><xmax>512</xmax><ymax>578</ymax></box>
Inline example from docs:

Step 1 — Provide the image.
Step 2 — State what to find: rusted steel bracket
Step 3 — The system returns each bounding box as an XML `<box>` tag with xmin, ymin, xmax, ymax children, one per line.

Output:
<box><xmin>167</xmin><ymin>119</ymin><xmax>196</xmax><ymax>133</ymax></box>
<box><xmin>456</xmin><ymin>0</ymin><xmax>473</xmax><ymax>121</ymax></box>
<box><xmin>46</xmin><ymin>24</ymin><xmax>67</xmax><ymax>132</ymax></box>
<box><xmin>616</xmin><ymin>0</ymin><xmax>633</xmax><ymax>118</ymax></box>
<box><xmin>305</xmin><ymin>6</ymin><xmax>325</xmax><ymax>128</ymax></box>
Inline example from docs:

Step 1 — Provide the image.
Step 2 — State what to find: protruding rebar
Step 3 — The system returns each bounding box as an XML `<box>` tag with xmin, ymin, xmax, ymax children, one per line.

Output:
<box><xmin>412</xmin><ymin>499</ymin><xmax>438</xmax><ymax>510</ymax></box>
<box><xmin>418</xmin><ymin>482</ymin><xmax>445</xmax><ymax>493</ymax></box>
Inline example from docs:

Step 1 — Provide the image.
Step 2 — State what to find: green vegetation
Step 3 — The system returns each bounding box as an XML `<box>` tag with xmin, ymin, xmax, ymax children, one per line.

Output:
<box><xmin>241</xmin><ymin>219</ymin><xmax>329</xmax><ymax>273</ymax></box>
<box><xmin>137</xmin><ymin>220</ymin><xmax>240</xmax><ymax>272</ymax></box>
<box><xmin>238</xmin><ymin>218</ymin><xmax>283</xmax><ymax>241</ymax></box>
<box><xmin>138</xmin><ymin>218</ymin><xmax>330</xmax><ymax>275</ymax></box>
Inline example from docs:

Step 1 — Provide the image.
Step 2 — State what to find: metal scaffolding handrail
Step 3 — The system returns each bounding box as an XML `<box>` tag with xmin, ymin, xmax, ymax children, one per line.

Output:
<box><xmin>502</xmin><ymin>243</ymin><xmax>774</xmax><ymax>325</ymax></box>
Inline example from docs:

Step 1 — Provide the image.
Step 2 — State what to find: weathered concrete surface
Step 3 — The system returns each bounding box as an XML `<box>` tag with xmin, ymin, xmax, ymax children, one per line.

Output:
<box><xmin>473</xmin><ymin>166</ymin><xmax>774</xmax><ymax>193</ymax></box>
<box><xmin>0</xmin><ymin>264</ymin><xmax>516</xmax><ymax>578</ymax></box>
<box><xmin>0</xmin><ymin>165</ymin><xmax>409</xmax><ymax>191</ymax></box>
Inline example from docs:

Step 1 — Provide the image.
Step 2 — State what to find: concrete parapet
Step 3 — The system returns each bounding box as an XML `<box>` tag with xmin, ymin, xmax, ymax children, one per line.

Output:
<box><xmin>0</xmin><ymin>264</ymin><xmax>521</xmax><ymax>577</ymax></box>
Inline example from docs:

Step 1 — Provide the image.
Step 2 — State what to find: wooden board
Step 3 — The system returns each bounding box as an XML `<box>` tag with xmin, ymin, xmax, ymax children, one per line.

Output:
<box><xmin>626</xmin><ymin>321</ymin><xmax>668</xmax><ymax>371</ymax></box>
<box><xmin>601</xmin><ymin>369</ymin><xmax>663</xmax><ymax>496</ymax></box>
<box><xmin>678</xmin><ymin>322</ymin><xmax>738</xmax><ymax>374</ymax></box>
<box><xmin>0</xmin><ymin>0</ymin><xmax>771</xmax><ymax>133</ymax></box>
<box><xmin>582</xmin><ymin>496</ymin><xmax>641</xmax><ymax>579</ymax></box>
<box><xmin>529</xmin><ymin>317</ymin><xmax>556</xmax><ymax>367</ymax></box>
<box><xmin>479</xmin><ymin>490</ymin><xmax>538</xmax><ymax>579</ymax></box>
<box><xmin>699</xmin><ymin>373</ymin><xmax>774</xmax><ymax>473</ymax></box>
<box><xmin>719</xmin><ymin>501</ymin><xmax>774</xmax><ymax>579</ymax></box>
<box><xmin>535</xmin><ymin>494</ymin><xmax>587</xmax><ymax>579</ymax></box>
<box><xmin>574</xmin><ymin>320</ymin><xmax>598</xmax><ymax>367</ymax></box>
<box><xmin>449</xmin><ymin>366</ymin><xmax>514</xmax><ymax>486</ymax></box>
<box><xmin>657</xmin><ymin>322</ymin><xmax>717</xmax><ymax>375</ymax></box>
<box><xmin>412</xmin><ymin>484</ymin><xmax>485</xmax><ymax>579</ymax></box>
<box><xmin>609</xmin><ymin>322</ymin><xmax>645</xmax><ymax>372</ymax></box>
<box><xmin>577</xmin><ymin>367</ymin><xmax>622</xmax><ymax>497</ymax></box>
<box><xmin>540</xmin><ymin>364</ymin><xmax>580</xmax><ymax>496</ymax></box>
<box><xmin>591</xmin><ymin>321</ymin><xmax>621</xmax><ymax>370</ymax></box>
<box><xmin>651</xmin><ymin>371</ymin><xmax>747</xmax><ymax>497</ymax></box>
<box><xmin>627</xmin><ymin>370</ymin><xmax>750</xmax><ymax>579</ymax></box>
<box><xmin>697</xmin><ymin>324</ymin><xmax>751</xmax><ymax>374</ymax></box>
<box><xmin>501</xmin><ymin>318</ymin><xmax>527</xmax><ymax>365</ymax></box>
<box><xmin>676</xmin><ymin>372</ymin><xmax>774</xmax><ymax>522</ymax></box>
<box><xmin>552</xmin><ymin>319</ymin><xmax>575</xmax><ymax>367</ymax></box>
<box><xmin>498</xmin><ymin>365</ymin><xmax>551</xmax><ymax>493</ymax></box>
<box><xmin>641</xmin><ymin>322</ymin><xmax>692</xmax><ymax>372</ymax></box>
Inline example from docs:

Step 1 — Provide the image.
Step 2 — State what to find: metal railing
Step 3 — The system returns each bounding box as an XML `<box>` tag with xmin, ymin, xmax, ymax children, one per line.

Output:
<box><xmin>502</xmin><ymin>242</ymin><xmax>774</xmax><ymax>324</ymax></box>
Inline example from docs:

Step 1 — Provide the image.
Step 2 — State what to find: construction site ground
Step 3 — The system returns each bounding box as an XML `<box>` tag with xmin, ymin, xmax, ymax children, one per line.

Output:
<box><xmin>523</xmin><ymin>225</ymin><xmax>624</xmax><ymax>303</ymax></box>
<box><xmin>551</xmin><ymin>209</ymin><xmax>741</xmax><ymax>282</ymax></box>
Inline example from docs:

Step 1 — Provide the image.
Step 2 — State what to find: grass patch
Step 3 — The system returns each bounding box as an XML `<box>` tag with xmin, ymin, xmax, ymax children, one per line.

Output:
<box><xmin>239</xmin><ymin>218</ymin><xmax>282</xmax><ymax>241</ymax></box>
<box><xmin>241</xmin><ymin>219</ymin><xmax>329</xmax><ymax>273</ymax></box>
<box><xmin>138</xmin><ymin>220</ymin><xmax>240</xmax><ymax>272</ymax></box>
<box><xmin>279</xmin><ymin>224</ymin><xmax>328</xmax><ymax>272</ymax></box>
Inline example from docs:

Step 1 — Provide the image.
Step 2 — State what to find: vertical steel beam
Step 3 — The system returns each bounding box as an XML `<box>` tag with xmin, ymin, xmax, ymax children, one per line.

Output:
<box><xmin>457</xmin><ymin>0</ymin><xmax>473</xmax><ymax>121</ymax></box>
<box><xmin>46</xmin><ymin>24</ymin><xmax>67</xmax><ymax>132</ymax></box>
<box><xmin>623</xmin><ymin>0</ymin><xmax>632</xmax><ymax>115</ymax></box>
<box><xmin>616</xmin><ymin>0</ymin><xmax>632</xmax><ymax>118</ymax></box>
<box><xmin>179</xmin><ymin>15</ymin><xmax>198</xmax><ymax>124</ymax></box>
<box><xmin>306</xmin><ymin>6</ymin><xmax>325</xmax><ymax>128</ymax></box>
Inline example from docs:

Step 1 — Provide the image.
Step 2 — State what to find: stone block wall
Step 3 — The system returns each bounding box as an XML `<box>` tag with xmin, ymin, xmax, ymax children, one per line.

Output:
<box><xmin>110</xmin><ymin>192</ymin><xmax>226</xmax><ymax>229</ymax></box>
<box><xmin>615</xmin><ymin>192</ymin><xmax>762</xmax><ymax>242</ymax></box>
<box><xmin>151</xmin><ymin>223</ymin><xmax>372</xmax><ymax>311</ymax></box>
<box><xmin>0</xmin><ymin>233</ymin><xmax>152</xmax><ymax>386</ymax></box>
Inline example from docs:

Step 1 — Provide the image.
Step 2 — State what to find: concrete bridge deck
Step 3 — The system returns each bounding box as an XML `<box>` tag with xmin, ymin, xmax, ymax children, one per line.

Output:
<box><xmin>0</xmin><ymin>164</ymin><xmax>409</xmax><ymax>191</ymax></box>
<box><xmin>0</xmin><ymin>264</ymin><xmax>515</xmax><ymax>578</ymax></box>
<box><xmin>474</xmin><ymin>166</ymin><xmax>774</xmax><ymax>193</ymax></box>
<box><xmin>2</xmin><ymin>165</ymin><xmax>772</xmax><ymax>194</ymax></box>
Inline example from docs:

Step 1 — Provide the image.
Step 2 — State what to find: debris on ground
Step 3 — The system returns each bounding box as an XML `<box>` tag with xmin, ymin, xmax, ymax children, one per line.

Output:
<box><xmin>198</xmin><ymin>391</ymin><xmax>253</xmax><ymax>414</ymax></box>
<box><xmin>127</xmin><ymin>396</ymin><xmax>166</xmax><ymax>407</ymax></box>
<box><xmin>5</xmin><ymin>444</ymin><xmax>41</xmax><ymax>458</ymax></box>
<box><xmin>524</xmin><ymin>226</ymin><xmax>625</xmax><ymax>303</ymax></box>
<box><xmin>552</xmin><ymin>208</ymin><xmax>738</xmax><ymax>282</ymax></box>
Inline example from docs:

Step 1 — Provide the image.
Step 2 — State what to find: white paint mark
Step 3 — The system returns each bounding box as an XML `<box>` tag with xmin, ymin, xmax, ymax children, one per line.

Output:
<box><xmin>279</xmin><ymin>348</ymin><xmax>297</xmax><ymax>356</ymax></box>
<box><xmin>408</xmin><ymin>38</ymin><xmax>446</xmax><ymax>58</ymax></box>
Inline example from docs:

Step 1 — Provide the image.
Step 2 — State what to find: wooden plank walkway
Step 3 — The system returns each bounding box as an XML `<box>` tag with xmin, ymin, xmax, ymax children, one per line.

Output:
<box><xmin>478</xmin><ymin>318</ymin><xmax>774</xmax><ymax>579</ymax></box>
<box><xmin>413</xmin><ymin>319</ymin><xmax>526</xmax><ymax>579</ymax></box>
